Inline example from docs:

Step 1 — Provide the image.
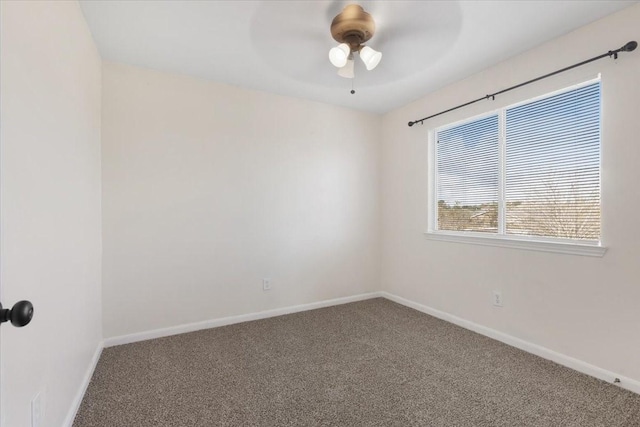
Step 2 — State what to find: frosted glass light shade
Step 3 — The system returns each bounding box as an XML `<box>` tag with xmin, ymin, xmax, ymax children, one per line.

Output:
<box><xmin>329</xmin><ymin>43</ymin><xmax>350</xmax><ymax>68</ymax></box>
<box><xmin>337</xmin><ymin>59</ymin><xmax>355</xmax><ymax>78</ymax></box>
<box><xmin>360</xmin><ymin>46</ymin><xmax>382</xmax><ymax>70</ymax></box>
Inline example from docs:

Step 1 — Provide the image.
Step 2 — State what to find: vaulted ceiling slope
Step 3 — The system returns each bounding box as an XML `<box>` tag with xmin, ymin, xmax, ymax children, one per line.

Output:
<box><xmin>79</xmin><ymin>1</ymin><xmax>637</xmax><ymax>114</ymax></box>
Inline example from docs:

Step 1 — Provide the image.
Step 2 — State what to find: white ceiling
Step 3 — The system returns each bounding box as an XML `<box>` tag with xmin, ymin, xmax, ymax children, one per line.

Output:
<box><xmin>79</xmin><ymin>0</ymin><xmax>637</xmax><ymax>114</ymax></box>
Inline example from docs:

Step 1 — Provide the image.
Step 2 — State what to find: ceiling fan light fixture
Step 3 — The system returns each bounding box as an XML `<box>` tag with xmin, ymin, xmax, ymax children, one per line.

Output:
<box><xmin>360</xmin><ymin>46</ymin><xmax>382</xmax><ymax>71</ymax></box>
<box><xmin>337</xmin><ymin>58</ymin><xmax>355</xmax><ymax>78</ymax></box>
<box><xmin>328</xmin><ymin>4</ymin><xmax>381</xmax><ymax>81</ymax></box>
<box><xmin>329</xmin><ymin>43</ymin><xmax>350</xmax><ymax>68</ymax></box>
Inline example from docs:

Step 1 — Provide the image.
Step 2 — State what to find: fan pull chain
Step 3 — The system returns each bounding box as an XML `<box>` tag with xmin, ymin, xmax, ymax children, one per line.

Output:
<box><xmin>351</xmin><ymin>75</ymin><xmax>355</xmax><ymax>95</ymax></box>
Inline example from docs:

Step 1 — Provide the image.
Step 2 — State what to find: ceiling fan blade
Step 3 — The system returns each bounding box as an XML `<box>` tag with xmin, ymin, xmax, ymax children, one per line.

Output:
<box><xmin>250</xmin><ymin>1</ymin><xmax>338</xmax><ymax>82</ymax></box>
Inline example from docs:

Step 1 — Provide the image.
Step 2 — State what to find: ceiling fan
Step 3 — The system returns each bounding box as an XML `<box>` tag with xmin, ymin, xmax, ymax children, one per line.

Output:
<box><xmin>250</xmin><ymin>1</ymin><xmax>462</xmax><ymax>92</ymax></box>
<box><xmin>328</xmin><ymin>4</ymin><xmax>382</xmax><ymax>79</ymax></box>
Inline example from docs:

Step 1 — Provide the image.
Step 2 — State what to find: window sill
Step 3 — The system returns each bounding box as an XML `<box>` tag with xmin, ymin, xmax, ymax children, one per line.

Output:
<box><xmin>424</xmin><ymin>231</ymin><xmax>607</xmax><ymax>257</ymax></box>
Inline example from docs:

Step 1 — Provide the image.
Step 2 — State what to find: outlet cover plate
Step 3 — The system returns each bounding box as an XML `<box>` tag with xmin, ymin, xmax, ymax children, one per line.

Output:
<box><xmin>31</xmin><ymin>390</ymin><xmax>44</xmax><ymax>427</ymax></box>
<box><xmin>492</xmin><ymin>290</ymin><xmax>503</xmax><ymax>307</ymax></box>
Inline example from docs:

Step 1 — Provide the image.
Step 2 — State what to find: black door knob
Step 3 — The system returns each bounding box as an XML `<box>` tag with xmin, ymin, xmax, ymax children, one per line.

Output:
<box><xmin>0</xmin><ymin>300</ymin><xmax>34</xmax><ymax>327</ymax></box>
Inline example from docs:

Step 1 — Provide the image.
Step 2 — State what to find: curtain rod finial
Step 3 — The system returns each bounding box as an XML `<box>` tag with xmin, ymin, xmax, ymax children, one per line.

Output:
<box><xmin>622</xmin><ymin>41</ymin><xmax>637</xmax><ymax>52</ymax></box>
<box><xmin>408</xmin><ymin>121</ymin><xmax>415</xmax><ymax>127</ymax></box>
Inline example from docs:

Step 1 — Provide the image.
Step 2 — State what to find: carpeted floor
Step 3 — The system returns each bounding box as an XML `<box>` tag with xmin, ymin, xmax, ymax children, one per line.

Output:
<box><xmin>74</xmin><ymin>298</ymin><xmax>640</xmax><ymax>426</ymax></box>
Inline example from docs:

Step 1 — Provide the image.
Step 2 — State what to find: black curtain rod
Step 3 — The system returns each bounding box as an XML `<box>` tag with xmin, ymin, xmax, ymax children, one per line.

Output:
<box><xmin>407</xmin><ymin>40</ymin><xmax>638</xmax><ymax>127</ymax></box>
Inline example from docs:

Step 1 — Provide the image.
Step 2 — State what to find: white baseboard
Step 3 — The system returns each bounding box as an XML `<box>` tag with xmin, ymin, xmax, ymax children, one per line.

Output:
<box><xmin>63</xmin><ymin>341</ymin><xmax>104</xmax><ymax>427</ymax></box>
<box><xmin>380</xmin><ymin>291</ymin><xmax>640</xmax><ymax>396</ymax></box>
<box><xmin>104</xmin><ymin>292</ymin><xmax>383</xmax><ymax>347</ymax></box>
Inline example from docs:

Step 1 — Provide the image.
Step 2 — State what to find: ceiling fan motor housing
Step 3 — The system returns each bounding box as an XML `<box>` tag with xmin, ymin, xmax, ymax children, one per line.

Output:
<box><xmin>330</xmin><ymin>4</ymin><xmax>376</xmax><ymax>51</ymax></box>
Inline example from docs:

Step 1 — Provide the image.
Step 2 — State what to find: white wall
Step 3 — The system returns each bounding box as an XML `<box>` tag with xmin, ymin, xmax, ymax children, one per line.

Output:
<box><xmin>381</xmin><ymin>4</ymin><xmax>640</xmax><ymax>384</ymax></box>
<box><xmin>0</xmin><ymin>1</ymin><xmax>102</xmax><ymax>427</ymax></box>
<box><xmin>101</xmin><ymin>62</ymin><xmax>381</xmax><ymax>338</ymax></box>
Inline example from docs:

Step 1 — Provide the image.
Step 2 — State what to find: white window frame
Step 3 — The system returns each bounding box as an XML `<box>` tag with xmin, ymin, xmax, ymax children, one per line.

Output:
<box><xmin>425</xmin><ymin>77</ymin><xmax>606</xmax><ymax>257</ymax></box>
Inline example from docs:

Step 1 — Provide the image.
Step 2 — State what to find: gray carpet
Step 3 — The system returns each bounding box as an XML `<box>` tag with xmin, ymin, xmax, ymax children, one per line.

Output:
<box><xmin>74</xmin><ymin>298</ymin><xmax>640</xmax><ymax>426</ymax></box>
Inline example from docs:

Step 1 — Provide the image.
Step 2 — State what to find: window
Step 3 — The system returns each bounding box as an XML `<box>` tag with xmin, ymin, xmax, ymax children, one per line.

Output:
<box><xmin>430</xmin><ymin>79</ymin><xmax>603</xmax><ymax>253</ymax></box>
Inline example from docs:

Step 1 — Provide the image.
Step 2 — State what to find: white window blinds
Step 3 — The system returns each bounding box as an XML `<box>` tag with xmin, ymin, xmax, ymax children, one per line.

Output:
<box><xmin>436</xmin><ymin>115</ymin><xmax>499</xmax><ymax>233</ymax></box>
<box><xmin>434</xmin><ymin>80</ymin><xmax>601</xmax><ymax>243</ymax></box>
<box><xmin>505</xmin><ymin>82</ymin><xmax>600</xmax><ymax>241</ymax></box>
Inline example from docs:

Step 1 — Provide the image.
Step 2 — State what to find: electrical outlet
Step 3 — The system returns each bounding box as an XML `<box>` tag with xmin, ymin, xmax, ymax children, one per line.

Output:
<box><xmin>263</xmin><ymin>278</ymin><xmax>272</xmax><ymax>291</ymax></box>
<box><xmin>492</xmin><ymin>290</ymin><xmax>503</xmax><ymax>307</ymax></box>
<box><xmin>31</xmin><ymin>390</ymin><xmax>44</xmax><ymax>427</ymax></box>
